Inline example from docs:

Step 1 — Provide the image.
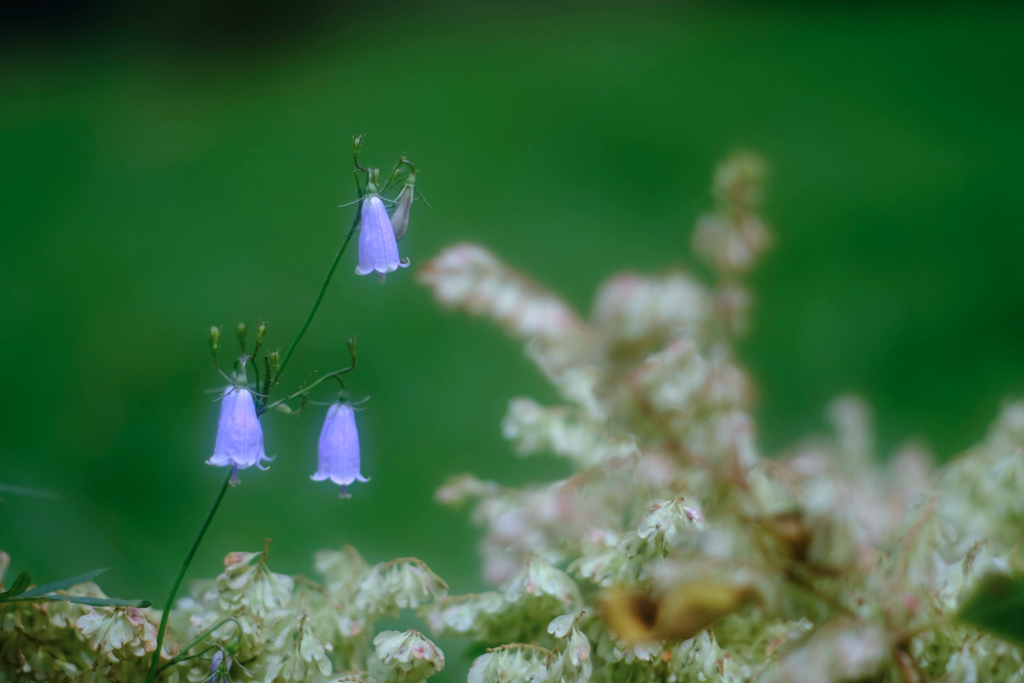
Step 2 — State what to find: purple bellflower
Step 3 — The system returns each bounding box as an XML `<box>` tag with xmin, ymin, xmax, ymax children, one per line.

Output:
<box><xmin>207</xmin><ymin>386</ymin><xmax>271</xmax><ymax>485</ymax></box>
<box><xmin>207</xmin><ymin>650</ymin><xmax>231</xmax><ymax>683</ymax></box>
<box><xmin>355</xmin><ymin>183</ymin><xmax>409</xmax><ymax>283</ymax></box>
<box><xmin>312</xmin><ymin>402</ymin><xmax>368</xmax><ymax>498</ymax></box>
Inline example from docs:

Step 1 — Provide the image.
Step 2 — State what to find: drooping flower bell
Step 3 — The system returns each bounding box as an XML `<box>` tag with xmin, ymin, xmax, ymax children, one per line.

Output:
<box><xmin>208</xmin><ymin>650</ymin><xmax>232</xmax><ymax>683</ymax></box>
<box><xmin>207</xmin><ymin>386</ymin><xmax>271</xmax><ymax>485</ymax></box>
<box><xmin>312</xmin><ymin>402</ymin><xmax>368</xmax><ymax>497</ymax></box>
<box><xmin>389</xmin><ymin>172</ymin><xmax>415</xmax><ymax>242</ymax></box>
<box><xmin>355</xmin><ymin>178</ymin><xmax>409</xmax><ymax>283</ymax></box>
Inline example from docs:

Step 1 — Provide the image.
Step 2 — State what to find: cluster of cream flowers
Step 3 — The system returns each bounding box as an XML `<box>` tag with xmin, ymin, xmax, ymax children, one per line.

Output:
<box><xmin>0</xmin><ymin>544</ymin><xmax>448</xmax><ymax>683</ymax></box>
<box><xmin>4</xmin><ymin>153</ymin><xmax>1022</xmax><ymax>683</ymax></box>
<box><xmin>417</xmin><ymin>153</ymin><xmax>1024</xmax><ymax>683</ymax></box>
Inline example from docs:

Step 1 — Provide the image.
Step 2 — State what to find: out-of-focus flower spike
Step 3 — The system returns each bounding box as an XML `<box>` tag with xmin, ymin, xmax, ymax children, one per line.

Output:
<box><xmin>207</xmin><ymin>387</ymin><xmax>271</xmax><ymax>485</ymax></box>
<box><xmin>313</xmin><ymin>402</ymin><xmax>368</xmax><ymax>497</ymax></box>
<box><xmin>390</xmin><ymin>173</ymin><xmax>415</xmax><ymax>242</ymax></box>
<box><xmin>355</xmin><ymin>176</ymin><xmax>409</xmax><ymax>283</ymax></box>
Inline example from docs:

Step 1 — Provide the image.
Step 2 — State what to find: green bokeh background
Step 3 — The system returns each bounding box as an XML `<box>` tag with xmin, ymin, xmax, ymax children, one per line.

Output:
<box><xmin>3</xmin><ymin>2</ymin><xmax>1024</xmax><ymax>678</ymax></box>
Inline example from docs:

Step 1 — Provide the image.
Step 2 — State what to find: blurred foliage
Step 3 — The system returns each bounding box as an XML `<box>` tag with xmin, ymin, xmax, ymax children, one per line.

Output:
<box><xmin>957</xmin><ymin>573</ymin><xmax>1024</xmax><ymax>648</ymax></box>
<box><xmin>2</xmin><ymin>2</ymin><xmax>1024</xmax><ymax>679</ymax></box>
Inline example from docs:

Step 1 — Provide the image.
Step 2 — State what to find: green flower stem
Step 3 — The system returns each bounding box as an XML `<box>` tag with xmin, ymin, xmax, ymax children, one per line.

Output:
<box><xmin>156</xmin><ymin>617</ymin><xmax>240</xmax><ymax>675</ymax></box>
<box><xmin>145</xmin><ymin>207</ymin><xmax>362</xmax><ymax>683</ymax></box>
<box><xmin>276</xmin><ymin>209</ymin><xmax>362</xmax><ymax>384</ymax></box>
<box><xmin>144</xmin><ymin>469</ymin><xmax>232</xmax><ymax>683</ymax></box>
<box><xmin>260</xmin><ymin>362</ymin><xmax>355</xmax><ymax>415</ymax></box>
<box><xmin>164</xmin><ymin>644</ymin><xmax>218</xmax><ymax>668</ymax></box>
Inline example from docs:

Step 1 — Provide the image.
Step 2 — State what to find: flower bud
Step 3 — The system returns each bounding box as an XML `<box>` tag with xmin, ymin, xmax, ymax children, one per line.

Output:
<box><xmin>269</xmin><ymin>349</ymin><xmax>281</xmax><ymax>375</ymax></box>
<box><xmin>208</xmin><ymin>326</ymin><xmax>221</xmax><ymax>356</ymax></box>
<box><xmin>370</xmin><ymin>168</ymin><xmax>381</xmax><ymax>187</ymax></box>
<box><xmin>236</xmin><ymin>322</ymin><xmax>248</xmax><ymax>350</ymax></box>
<box><xmin>390</xmin><ymin>174</ymin><xmax>415</xmax><ymax>241</ymax></box>
<box><xmin>352</xmin><ymin>135</ymin><xmax>364</xmax><ymax>158</ymax></box>
<box><xmin>346</xmin><ymin>336</ymin><xmax>359</xmax><ymax>360</ymax></box>
<box><xmin>256</xmin><ymin>319</ymin><xmax>269</xmax><ymax>344</ymax></box>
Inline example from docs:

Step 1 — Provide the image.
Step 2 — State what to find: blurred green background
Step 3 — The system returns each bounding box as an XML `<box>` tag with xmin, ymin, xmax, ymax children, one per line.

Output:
<box><xmin>3</xmin><ymin>2</ymin><xmax>1024</xmax><ymax>678</ymax></box>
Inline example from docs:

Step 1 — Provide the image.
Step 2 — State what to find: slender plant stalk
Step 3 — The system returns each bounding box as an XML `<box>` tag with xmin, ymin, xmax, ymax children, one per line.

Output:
<box><xmin>144</xmin><ymin>207</ymin><xmax>361</xmax><ymax>683</ymax></box>
<box><xmin>144</xmin><ymin>469</ymin><xmax>231</xmax><ymax>683</ymax></box>
<box><xmin>277</xmin><ymin>211</ymin><xmax>361</xmax><ymax>379</ymax></box>
<box><xmin>156</xmin><ymin>617</ymin><xmax>240</xmax><ymax>675</ymax></box>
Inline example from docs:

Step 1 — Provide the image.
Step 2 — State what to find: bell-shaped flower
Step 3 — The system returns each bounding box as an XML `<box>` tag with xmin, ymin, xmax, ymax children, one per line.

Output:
<box><xmin>389</xmin><ymin>173</ymin><xmax>415</xmax><ymax>242</ymax></box>
<box><xmin>208</xmin><ymin>650</ymin><xmax>232</xmax><ymax>683</ymax></box>
<box><xmin>313</xmin><ymin>402</ymin><xmax>368</xmax><ymax>497</ymax></box>
<box><xmin>356</xmin><ymin>184</ymin><xmax>409</xmax><ymax>283</ymax></box>
<box><xmin>207</xmin><ymin>386</ymin><xmax>271</xmax><ymax>485</ymax></box>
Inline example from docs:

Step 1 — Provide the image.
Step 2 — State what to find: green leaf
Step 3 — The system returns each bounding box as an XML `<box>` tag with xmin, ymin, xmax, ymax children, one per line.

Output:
<box><xmin>0</xmin><ymin>571</ymin><xmax>32</xmax><ymax>600</ymax></box>
<box><xmin>0</xmin><ymin>483</ymin><xmax>62</xmax><ymax>500</ymax></box>
<box><xmin>10</xmin><ymin>595</ymin><xmax>152</xmax><ymax>608</ymax></box>
<box><xmin>957</xmin><ymin>573</ymin><xmax>1024</xmax><ymax>647</ymax></box>
<box><xmin>18</xmin><ymin>568</ymin><xmax>109</xmax><ymax>598</ymax></box>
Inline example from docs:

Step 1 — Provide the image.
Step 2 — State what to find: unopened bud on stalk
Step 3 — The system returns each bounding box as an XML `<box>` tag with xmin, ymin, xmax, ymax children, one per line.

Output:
<box><xmin>208</xmin><ymin>326</ymin><xmax>221</xmax><ymax>356</ymax></box>
<box><xmin>256</xmin><ymin>319</ymin><xmax>269</xmax><ymax>344</ymax></box>
<box><xmin>390</xmin><ymin>173</ymin><xmax>415</xmax><ymax>241</ymax></box>
<box><xmin>370</xmin><ymin>168</ymin><xmax>381</xmax><ymax>187</ymax></box>
<box><xmin>352</xmin><ymin>135</ymin><xmax>364</xmax><ymax>158</ymax></box>
<box><xmin>346</xmin><ymin>337</ymin><xmax>358</xmax><ymax>359</ymax></box>
<box><xmin>269</xmin><ymin>349</ymin><xmax>281</xmax><ymax>375</ymax></box>
<box><xmin>236</xmin><ymin>322</ymin><xmax>248</xmax><ymax>350</ymax></box>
